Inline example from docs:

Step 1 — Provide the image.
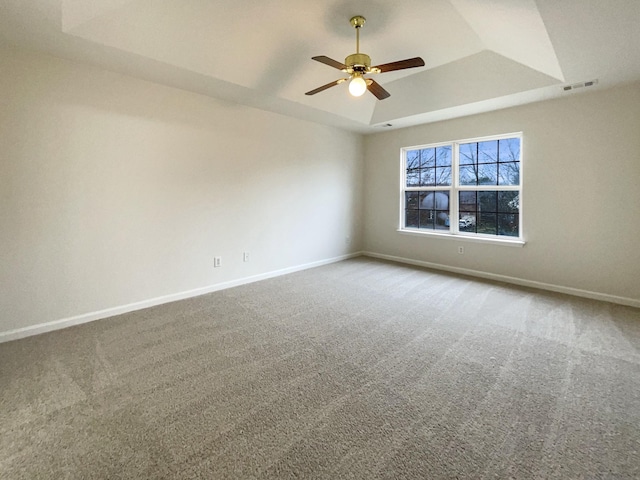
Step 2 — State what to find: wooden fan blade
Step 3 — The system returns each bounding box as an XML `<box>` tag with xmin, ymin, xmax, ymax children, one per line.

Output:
<box><xmin>372</xmin><ymin>57</ymin><xmax>425</xmax><ymax>73</ymax></box>
<box><xmin>305</xmin><ymin>78</ymin><xmax>347</xmax><ymax>96</ymax></box>
<box><xmin>312</xmin><ymin>55</ymin><xmax>348</xmax><ymax>70</ymax></box>
<box><xmin>367</xmin><ymin>79</ymin><xmax>391</xmax><ymax>100</ymax></box>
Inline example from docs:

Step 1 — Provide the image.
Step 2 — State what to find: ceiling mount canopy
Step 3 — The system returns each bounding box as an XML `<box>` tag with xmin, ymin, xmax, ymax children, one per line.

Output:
<box><xmin>305</xmin><ymin>15</ymin><xmax>425</xmax><ymax>100</ymax></box>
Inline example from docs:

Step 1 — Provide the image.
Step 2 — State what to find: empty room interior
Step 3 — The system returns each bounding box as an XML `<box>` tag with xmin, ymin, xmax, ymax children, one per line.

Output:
<box><xmin>1</xmin><ymin>1</ymin><xmax>640</xmax><ymax>478</ymax></box>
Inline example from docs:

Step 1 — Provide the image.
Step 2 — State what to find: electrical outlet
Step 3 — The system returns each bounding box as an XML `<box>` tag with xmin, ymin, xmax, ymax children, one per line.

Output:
<box><xmin>458</xmin><ymin>246</ymin><xmax>464</xmax><ymax>255</ymax></box>
<box><xmin>243</xmin><ymin>252</ymin><xmax>250</xmax><ymax>262</ymax></box>
<box><xmin>214</xmin><ymin>256</ymin><xmax>222</xmax><ymax>267</ymax></box>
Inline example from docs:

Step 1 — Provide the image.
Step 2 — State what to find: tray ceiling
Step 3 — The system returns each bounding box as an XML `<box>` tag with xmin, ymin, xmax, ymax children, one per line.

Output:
<box><xmin>1</xmin><ymin>0</ymin><xmax>639</xmax><ymax>133</ymax></box>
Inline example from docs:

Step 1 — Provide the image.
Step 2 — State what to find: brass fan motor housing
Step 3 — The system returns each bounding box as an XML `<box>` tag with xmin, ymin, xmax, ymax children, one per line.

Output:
<box><xmin>345</xmin><ymin>53</ymin><xmax>370</xmax><ymax>73</ymax></box>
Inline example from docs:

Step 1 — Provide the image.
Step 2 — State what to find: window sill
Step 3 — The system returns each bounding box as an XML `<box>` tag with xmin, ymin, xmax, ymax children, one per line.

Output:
<box><xmin>397</xmin><ymin>228</ymin><xmax>526</xmax><ymax>247</ymax></box>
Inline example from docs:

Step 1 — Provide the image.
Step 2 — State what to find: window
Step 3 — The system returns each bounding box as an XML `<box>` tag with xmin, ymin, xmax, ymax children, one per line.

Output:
<box><xmin>400</xmin><ymin>133</ymin><xmax>522</xmax><ymax>242</ymax></box>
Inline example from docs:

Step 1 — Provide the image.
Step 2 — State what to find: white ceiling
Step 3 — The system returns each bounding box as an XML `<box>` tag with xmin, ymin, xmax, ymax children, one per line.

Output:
<box><xmin>1</xmin><ymin>0</ymin><xmax>639</xmax><ymax>133</ymax></box>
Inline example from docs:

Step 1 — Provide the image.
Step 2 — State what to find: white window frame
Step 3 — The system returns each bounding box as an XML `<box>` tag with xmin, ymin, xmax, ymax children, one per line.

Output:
<box><xmin>398</xmin><ymin>132</ymin><xmax>525</xmax><ymax>247</ymax></box>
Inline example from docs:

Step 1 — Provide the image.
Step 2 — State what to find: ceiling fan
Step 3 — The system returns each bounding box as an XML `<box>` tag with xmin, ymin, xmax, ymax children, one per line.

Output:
<box><xmin>305</xmin><ymin>16</ymin><xmax>425</xmax><ymax>100</ymax></box>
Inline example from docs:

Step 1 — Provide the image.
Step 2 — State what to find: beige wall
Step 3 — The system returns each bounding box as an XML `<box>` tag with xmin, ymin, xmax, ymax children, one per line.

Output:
<box><xmin>2</xmin><ymin>44</ymin><xmax>638</xmax><ymax>339</ymax></box>
<box><xmin>0</xmin><ymin>46</ymin><xmax>363</xmax><ymax>334</ymax></box>
<box><xmin>363</xmin><ymin>83</ymin><xmax>640</xmax><ymax>304</ymax></box>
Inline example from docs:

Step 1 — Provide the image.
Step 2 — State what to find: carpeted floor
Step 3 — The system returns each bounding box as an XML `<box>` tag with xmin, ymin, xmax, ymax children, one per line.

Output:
<box><xmin>1</xmin><ymin>257</ymin><xmax>639</xmax><ymax>479</ymax></box>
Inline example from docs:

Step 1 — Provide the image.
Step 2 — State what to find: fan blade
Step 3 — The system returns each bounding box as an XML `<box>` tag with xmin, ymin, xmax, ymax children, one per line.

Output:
<box><xmin>312</xmin><ymin>56</ymin><xmax>348</xmax><ymax>70</ymax></box>
<box><xmin>372</xmin><ymin>57</ymin><xmax>425</xmax><ymax>73</ymax></box>
<box><xmin>366</xmin><ymin>79</ymin><xmax>391</xmax><ymax>100</ymax></box>
<box><xmin>305</xmin><ymin>78</ymin><xmax>348</xmax><ymax>96</ymax></box>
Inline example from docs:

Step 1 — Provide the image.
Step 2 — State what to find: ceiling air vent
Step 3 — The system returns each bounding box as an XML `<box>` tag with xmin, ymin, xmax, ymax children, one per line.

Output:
<box><xmin>563</xmin><ymin>79</ymin><xmax>598</xmax><ymax>92</ymax></box>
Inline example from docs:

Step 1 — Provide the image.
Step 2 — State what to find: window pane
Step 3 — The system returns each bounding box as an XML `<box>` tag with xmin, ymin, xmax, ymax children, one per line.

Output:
<box><xmin>406</xmin><ymin>150</ymin><xmax>421</xmax><ymax>187</ymax></box>
<box><xmin>498</xmin><ymin>213</ymin><xmax>519</xmax><ymax>237</ymax></box>
<box><xmin>478</xmin><ymin>140</ymin><xmax>498</xmax><ymax>163</ymax></box>
<box><xmin>459</xmin><ymin>165</ymin><xmax>477</xmax><ymax>185</ymax></box>
<box><xmin>436</xmin><ymin>167</ymin><xmax>452</xmax><ymax>186</ymax></box>
<box><xmin>498</xmin><ymin>161</ymin><xmax>520</xmax><ymax>185</ymax></box>
<box><xmin>459</xmin><ymin>143</ymin><xmax>477</xmax><ymax>165</ymax></box>
<box><xmin>405</xmin><ymin>191</ymin><xmax>419</xmax><ymax>210</ymax></box>
<box><xmin>435</xmin><ymin>210</ymin><xmax>450</xmax><ymax>230</ymax></box>
<box><xmin>405</xmin><ymin>210</ymin><xmax>419</xmax><ymax>228</ymax></box>
<box><xmin>498</xmin><ymin>191</ymin><xmax>519</xmax><ymax>213</ymax></box>
<box><xmin>420</xmin><ymin>148</ymin><xmax>436</xmax><ymax>168</ymax></box>
<box><xmin>478</xmin><ymin>212</ymin><xmax>497</xmax><ymax>235</ymax></box>
<box><xmin>459</xmin><ymin>191</ymin><xmax>477</xmax><ymax>213</ymax></box>
<box><xmin>419</xmin><ymin>210</ymin><xmax>434</xmax><ymax>229</ymax></box>
<box><xmin>499</xmin><ymin>138</ymin><xmax>520</xmax><ymax>162</ymax></box>
<box><xmin>458</xmin><ymin>191</ymin><xmax>477</xmax><ymax>232</ymax></box>
<box><xmin>420</xmin><ymin>191</ymin><xmax>450</xmax><ymax>210</ymax></box>
<box><xmin>459</xmin><ymin>213</ymin><xmax>477</xmax><ymax>231</ymax></box>
<box><xmin>417</xmin><ymin>191</ymin><xmax>450</xmax><ymax>230</ymax></box>
<box><xmin>478</xmin><ymin>163</ymin><xmax>498</xmax><ymax>185</ymax></box>
<box><xmin>407</xmin><ymin>150</ymin><xmax>421</xmax><ymax>169</ymax></box>
<box><xmin>436</xmin><ymin>146</ymin><xmax>452</xmax><ymax>167</ymax></box>
<box><xmin>479</xmin><ymin>191</ymin><xmax>498</xmax><ymax>212</ymax></box>
<box><xmin>420</xmin><ymin>167</ymin><xmax>436</xmax><ymax>186</ymax></box>
<box><xmin>407</xmin><ymin>171</ymin><xmax>420</xmax><ymax>187</ymax></box>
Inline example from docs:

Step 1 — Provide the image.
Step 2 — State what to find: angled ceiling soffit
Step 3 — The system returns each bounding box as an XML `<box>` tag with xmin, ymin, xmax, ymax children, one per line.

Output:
<box><xmin>448</xmin><ymin>0</ymin><xmax>564</xmax><ymax>81</ymax></box>
<box><xmin>370</xmin><ymin>50</ymin><xmax>561</xmax><ymax>124</ymax></box>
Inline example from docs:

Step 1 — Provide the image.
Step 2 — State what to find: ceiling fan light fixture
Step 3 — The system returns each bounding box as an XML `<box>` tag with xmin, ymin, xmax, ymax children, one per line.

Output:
<box><xmin>305</xmin><ymin>15</ymin><xmax>425</xmax><ymax>100</ymax></box>
<box><xmin>348</xmin><ymin>75</ymin><xmax>367</xmax><ymax>97</ymax></box>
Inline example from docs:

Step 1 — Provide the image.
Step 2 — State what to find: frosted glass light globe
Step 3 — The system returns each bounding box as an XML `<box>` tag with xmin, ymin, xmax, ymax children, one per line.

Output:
<box><xmin>348</xmin><ymin>76</ymin><xmax>367</xmax><ymax>97</ymax></box>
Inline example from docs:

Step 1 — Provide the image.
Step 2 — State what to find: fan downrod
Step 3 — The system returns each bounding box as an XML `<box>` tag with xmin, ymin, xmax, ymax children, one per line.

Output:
<box><xmin>346</xmin><ymin>16</ymin><xmax>373</xmax><ymax>73</ymax></box>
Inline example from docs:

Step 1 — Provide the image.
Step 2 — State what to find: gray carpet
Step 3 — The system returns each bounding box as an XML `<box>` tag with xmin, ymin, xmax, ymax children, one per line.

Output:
<box><xmin>1</xmin><ymin>257</ymin><xmax>639</xmax><ymax>479</ymax></box>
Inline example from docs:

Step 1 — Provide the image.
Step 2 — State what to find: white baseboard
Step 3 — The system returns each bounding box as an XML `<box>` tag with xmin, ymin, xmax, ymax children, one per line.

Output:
<box><xmin>0</xmin><ymin>252</ymin><xmax>362</xmax><ymax>344</ymax></box>
<box><xmin>363</xmin><ymin>251</ymin><xmax>640</xmax><ymax>308</ymax></box>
